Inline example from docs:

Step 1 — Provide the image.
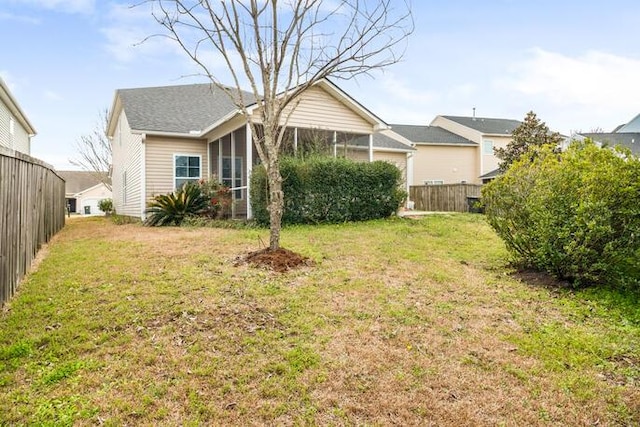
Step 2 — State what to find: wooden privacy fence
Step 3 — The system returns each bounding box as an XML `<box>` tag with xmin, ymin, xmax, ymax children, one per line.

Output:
<box><xmin>409</xmin><ymin>184</ymin><xmax>483</xmax><ymax>213</ymax></box>
<box><xmin>1</xmin><ymin>146</ymin><xmax>65</xmax><ymax>305</ymax></box>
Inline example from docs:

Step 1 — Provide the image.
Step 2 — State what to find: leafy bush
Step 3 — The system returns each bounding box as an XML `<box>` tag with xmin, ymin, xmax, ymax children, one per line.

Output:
<box><xmin>197</xmin><ymin>178</ymin><xmax>232</xmax><ymax>219</ymax></box>
<box><xmin>144</xmin><ymin>182</ymin><xmax>209</xmax><ymax>226</ymax></box>
<box><xmin>250</xmin><ymin>156</ymin><xmax>406</xmax><ymax>226</ymax></box>
<box><xmin>98</xmin><ymin>198</ymin><xmax>113</xmax><ymax>215</ymax></box>
<box><xmin>483</xmin><ymin>141</ymin><xmax>640</xmax><ymax>289</ymax></box>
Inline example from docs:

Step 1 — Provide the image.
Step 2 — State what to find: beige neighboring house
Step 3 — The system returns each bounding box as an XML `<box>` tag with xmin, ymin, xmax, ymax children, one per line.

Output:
<box><xmin>0</xmin><ymin>77</ymin><xmax>36</xmax><ymax>155</ymax></box>
<box><xmin>57</xmin><ymin>171</ymin><xmax>112</xmax><ymax>215</ymax></box>
<box><xmin>106</xmin><ymin>79</ymin><xmax>413</xmax><ymax>219</ymax></box>
<box><xmin>390</xmin><ymin>115</ymin><xmax>522</xmax><ymax>185</ymax></box>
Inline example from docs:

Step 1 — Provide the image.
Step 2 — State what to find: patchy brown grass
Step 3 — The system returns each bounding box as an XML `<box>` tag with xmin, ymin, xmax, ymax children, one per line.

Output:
<box><xmin>0</xmin><ymin>215</ymin><xmax>637</xmax><ymax>426</ymax></box>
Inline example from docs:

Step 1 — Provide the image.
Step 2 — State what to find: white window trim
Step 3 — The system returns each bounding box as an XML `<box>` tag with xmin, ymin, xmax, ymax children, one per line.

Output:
<box><xmin>173</xmin><ymin>153</ymin><xmax>202</xmax><ymax>190</ymax></box>
<box><xmin>482</xmin><ymin>139</ymin><xmax>494</xmax><ymax>155</ymax></box>
<box><xmin>424</xmin><ymin>179</ymin><xmax>444</xmax><ymax>185</ymax></box>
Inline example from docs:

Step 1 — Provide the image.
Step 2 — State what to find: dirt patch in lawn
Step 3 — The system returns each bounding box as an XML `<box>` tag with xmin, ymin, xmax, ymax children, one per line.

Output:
<box><xmin>236</xmin><ymin>247</ymin><xmax>315</xmax><ymax>272</ymax></box>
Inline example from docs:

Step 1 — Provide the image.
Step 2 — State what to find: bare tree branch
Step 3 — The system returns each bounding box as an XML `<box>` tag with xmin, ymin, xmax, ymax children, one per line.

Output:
<box><xmin>70</xmin><ymin>109</ymin><xmax>112</xmax><ymax>191</ymax></box>
<box><xmin>142</xmin><ymin>0</ymin><xmax>413</xmax><ymax>249</ymax></box>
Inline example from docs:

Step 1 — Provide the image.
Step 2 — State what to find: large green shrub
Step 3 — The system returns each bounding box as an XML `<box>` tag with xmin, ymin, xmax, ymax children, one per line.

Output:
<box><xmin>250</xmin><ymin>157</ymin><xmax>405</xmax><ymax>225</ymax></box>
<box><xmin>483</xmin><ymin>141</ymin><xmax>640</xmax><ymax>289</ymax></box>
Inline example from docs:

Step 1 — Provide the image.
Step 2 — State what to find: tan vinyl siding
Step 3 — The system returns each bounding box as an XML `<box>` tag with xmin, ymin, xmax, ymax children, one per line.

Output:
<box><xmin>145</xmin><ymin>136</ymin><xmax>208</xmax><ymax>199</ymax></box>
<box><xmin>481</xmin><ymin>135</ymin><xmax>510</xmax><ymax>175</ymax></box>
<box><xmin>204</xmin><ymin>114</ymin><xmax>246</xmax><ymax>142</ymax></box>
<box><xmin>374</xmin><ymin>151</ymin><xmax>408</xmax><ymax>185</ymax></box>
<box><xmin>344</xmin><ymin>149</ymin><xmax>408</xmax><ymax>187</ymax></box>
<box><xmin>252</xmin><ymin>86</ymin><xmax>374</xmax><ymax>134</ymax></box>
<box><xmin>413</xmin><ymin>145</ymin><xmax>479</xmax><ymax>184</ymax></box>
<box><xmin>111</xmin><ymin>111</ymin><xmax>144</xmax><ymax>217</ymax></box>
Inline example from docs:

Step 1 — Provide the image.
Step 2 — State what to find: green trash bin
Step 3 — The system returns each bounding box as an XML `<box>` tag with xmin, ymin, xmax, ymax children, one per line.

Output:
<box><xmin>84</xmin><ymin>206</ymin><xmax>91</xmax><ymax>215</ymax></box>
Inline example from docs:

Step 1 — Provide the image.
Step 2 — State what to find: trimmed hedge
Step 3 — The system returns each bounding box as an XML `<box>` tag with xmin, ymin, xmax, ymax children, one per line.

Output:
<box><xmin>250</xmin><ymin>157</ymin><xmax>405</xmax><ymax>225</ymax></box>
<box><xmin>482</xmin><ymin>141</ymin><xmax>640</xmax><ymax>289</ymax></box>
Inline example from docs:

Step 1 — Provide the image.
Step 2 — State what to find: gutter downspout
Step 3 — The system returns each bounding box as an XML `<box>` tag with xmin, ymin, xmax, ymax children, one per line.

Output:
<box><xmin>140</xmin><ymin>133</ymin><xmax>146</xmax><ymax>220</ymax></box>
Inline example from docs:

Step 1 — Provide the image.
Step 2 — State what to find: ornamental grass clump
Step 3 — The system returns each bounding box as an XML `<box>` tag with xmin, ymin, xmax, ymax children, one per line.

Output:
<box><xmin>144</xmin><ymin>179</ymin><xmax>233</xmax><ymax>226</ymax></box>
<box><xmin>144</xmin><ymin>181</ymin><xmax>209</xmax><ymax>226</ymax></box>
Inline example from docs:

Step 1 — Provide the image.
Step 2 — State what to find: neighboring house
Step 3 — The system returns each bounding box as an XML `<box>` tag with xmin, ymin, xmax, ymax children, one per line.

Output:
<box><xmin>0</xmin><ymin>77</ymin><xmax>36</xmax><ymax>155</ymax></box>
<box><xmin>57</xmin><ymin>171</ymin><xmax>112</xmax><ymax>215</ymax></box>
<box><xmin>578</xmin><ymin>114</ymin><xmax>640</xmax><ymax>157</ymax></box>
<box><xmin>389</xmin><ymin>115</ymin><xmax>522</xmax><ymax>185</ymax></box>
<box><xmin>106</xmin><ymin>79</ymin><xmax>413</xmax><ymax>219</ymax></box>
<box><xmin>389</xmin><ymin>124</ymin><xmax>479</xmax><ymax>185</ymax></box>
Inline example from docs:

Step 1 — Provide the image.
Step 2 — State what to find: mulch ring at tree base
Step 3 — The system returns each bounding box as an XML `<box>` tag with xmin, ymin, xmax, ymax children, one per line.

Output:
<box><xmin>237</xmin><ymin>247</ymin><xmax>315</xmax><ymax>273</ymax></box>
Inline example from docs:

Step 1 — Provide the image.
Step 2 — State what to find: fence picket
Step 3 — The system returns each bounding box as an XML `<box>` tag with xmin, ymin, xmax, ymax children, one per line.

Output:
<box><xmin>409</xmin><ymin>184</ymin><xmax>482</xmax><ymax>213</ymax></box>
<box><xmin>0</xmin><ymin>147</ymin><xmax>65</xmax><ymax>305</ymax></box>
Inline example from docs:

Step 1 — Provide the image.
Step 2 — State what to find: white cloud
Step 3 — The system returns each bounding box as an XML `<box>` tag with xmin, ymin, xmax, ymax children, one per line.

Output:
<box><xmin>7</xmin><ymin>0</ymin><xmax>95</xmax><ymax>14</ymax></box>
<box><xmin>0</xmin><ymin>11</ymin><xmax>41</xmax><ymax>24</ymax></box>
<box><xmin>100</xmin><ymin>2</ymin><xmax>243</xmax><ymax>86</ymax></box>
<box><xmin>101</xmin><ymin>3</ymin><xmax>172</xmax><ymax>63</ymax></box>
<box><xmin>356</xmin><ymin>72</ymin><xmax>439</xmax><ymax>124</ymax></box>
<box><xmin>500</xmin><ymin>48</ymin><xmax>640</xmax><ymax>132</ymax></box>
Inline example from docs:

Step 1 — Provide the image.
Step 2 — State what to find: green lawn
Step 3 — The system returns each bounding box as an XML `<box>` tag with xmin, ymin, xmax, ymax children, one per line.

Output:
<box><xmin>0</xmin><ymin>215</ymin><xmax>638</xmax><ymax>426</ymax></box>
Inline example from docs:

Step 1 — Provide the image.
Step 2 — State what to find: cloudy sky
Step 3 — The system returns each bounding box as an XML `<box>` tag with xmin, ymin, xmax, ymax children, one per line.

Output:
<box><xmin>2</xmin><ymin>0</ymin><xmax>639</xmax><ymax>169</ymax></box>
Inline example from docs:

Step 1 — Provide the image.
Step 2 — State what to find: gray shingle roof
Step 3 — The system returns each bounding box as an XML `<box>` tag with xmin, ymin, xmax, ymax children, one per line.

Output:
<box><xmin>479</xmin><ymin>168</ymin><xmax>501</xmax><ymax>179</ymax></box>
<box><xmin>118</xmin><ymin>83</ymin><xmax>255</xmax><ymax>134</ymax></box>
<box><xmin>390</xmin><ymin>124</ymin><xmax>477</xmax><ymax>145</ymax></box>
<box><xmin>351</xmin><ymin>132</ymin><xmax>414</xmax><ymax>151</ymax></box>
<box><xmin>441</xmin><ymin>115</ymin><xmax>521</xmax><ymax>135</ymax></box>
<box><xmin>581</xmin><ymin>132</ymin><xmax>640</xmax><ymax>156</ymax></box>
<box><xmin>57</xmin><ymin>171</ymin><xmax>110</xmax><ymax>195</ymax></box>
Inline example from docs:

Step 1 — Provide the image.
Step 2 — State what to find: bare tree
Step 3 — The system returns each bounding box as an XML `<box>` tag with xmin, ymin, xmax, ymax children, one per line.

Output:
<box><xmin>146</xmin><ymin>0</ymin><xmax>413</xmax><ymax>250</ymax></box>
<box><xmin>70</xmin><ymin>109</ymin><xmax>112</xmax><ymax>191</ymax></box>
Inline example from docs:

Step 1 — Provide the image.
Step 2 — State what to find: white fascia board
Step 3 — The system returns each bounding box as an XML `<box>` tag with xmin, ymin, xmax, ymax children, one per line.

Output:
<box><xmin>0</xmin><ymin>77</ymin><xmax>36</xmax><ymax>135</ymax></box>
<box><xmin>200</xmin><ymin>110</ymin><xmax>245</xmax><ymax>136</ymax></box>
<box><xmin>130</xmin><ymin>129</ymin><xmax>206</xmax><ymax>139</ymax></box>
<box><xmin>414</xmin><ymin>142</ymin><xmax>478</xmax><ymax>147</ymax></box>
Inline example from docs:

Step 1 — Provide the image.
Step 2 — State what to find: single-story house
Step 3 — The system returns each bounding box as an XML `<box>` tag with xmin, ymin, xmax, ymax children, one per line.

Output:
<box><xmin>57</xmin><ymin>171</ymin><xmax>112</xmax><ymax>215</ymax></box>
<box><xmin>388</xmin><ymin>115</ymin><xmax>522</xmax><ymax>185</ymax></box>
<box><xmin>0</xmin><ymin>77</ymin><xmax>36</xmax><ymax>156</ymax></box>
<box><xmin>106</xmin><ymin>79</ymin><xmax>414</xmax><ymax>219</ymax></box>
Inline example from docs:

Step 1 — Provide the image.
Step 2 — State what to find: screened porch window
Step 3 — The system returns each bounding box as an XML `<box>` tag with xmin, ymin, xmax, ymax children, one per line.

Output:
<box><xmin>174</xmin><ymin>154</ymin><xmax>201</xmax><ymax>189</ymax></box>
<box><xmin>222</xmin><ymin>156</ymin><xmax>243</xmax><ymax>198</ymax></box>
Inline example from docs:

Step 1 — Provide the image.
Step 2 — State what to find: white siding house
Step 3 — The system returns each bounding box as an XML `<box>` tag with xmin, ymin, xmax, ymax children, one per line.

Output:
<box><xmin>0</xmin><ymin>77</ymin><xmax>35</xmax><ymax>155</ymax></box>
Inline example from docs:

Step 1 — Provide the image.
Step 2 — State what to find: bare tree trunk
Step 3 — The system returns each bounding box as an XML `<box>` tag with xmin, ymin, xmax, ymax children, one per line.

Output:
<box><xmin>262</xmin><ymin>131</ymin><xmax>283</xmax><ymax>250</ymax></box>
<box><xmin>267</xmin><ymin>159</ymin><xmax>283</xmax><ymax>250</ymax></box>
<box><xmin>148</xmin><ymin>0</ymin><xmax>413</xmax><ymax>251</ymax></box>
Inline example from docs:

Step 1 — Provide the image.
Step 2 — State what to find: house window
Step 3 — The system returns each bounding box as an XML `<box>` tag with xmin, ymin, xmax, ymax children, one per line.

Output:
<box><xmin>482</xmin><ymin>140</ymin><xmax>494</xmax><ymax>155</ymax></box>
<box><xmin>222</xmin><ymin>156</ymin><xmax>243</xmax><ymax>198</ymax></box>
<box><xmin>9</xmin><ymin>117</ymin><xmax>15</xmax><ymax>135</ymax></box>
<box><xmin>424</xmin><ymin>180</ymin><xmax>444</xmax><ymax>185</ymax></box>
<box><xmin>174</xmin><ymin>154</ymin><xmax>201</xmax><ymax>189</ymax></box>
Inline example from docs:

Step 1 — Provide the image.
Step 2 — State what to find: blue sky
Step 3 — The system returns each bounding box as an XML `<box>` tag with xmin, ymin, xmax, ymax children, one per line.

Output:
<box><xmin>2</xmin><ymin>0</ymin><xmax>640</xmax><ymax>170</ymax></box>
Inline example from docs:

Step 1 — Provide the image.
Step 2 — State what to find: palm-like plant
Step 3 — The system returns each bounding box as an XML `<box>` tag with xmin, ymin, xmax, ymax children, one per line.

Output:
<box><xmin>144</xmin><ymin>182</ymin><xmax>208</xmax><ymax>226</ymax></box>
